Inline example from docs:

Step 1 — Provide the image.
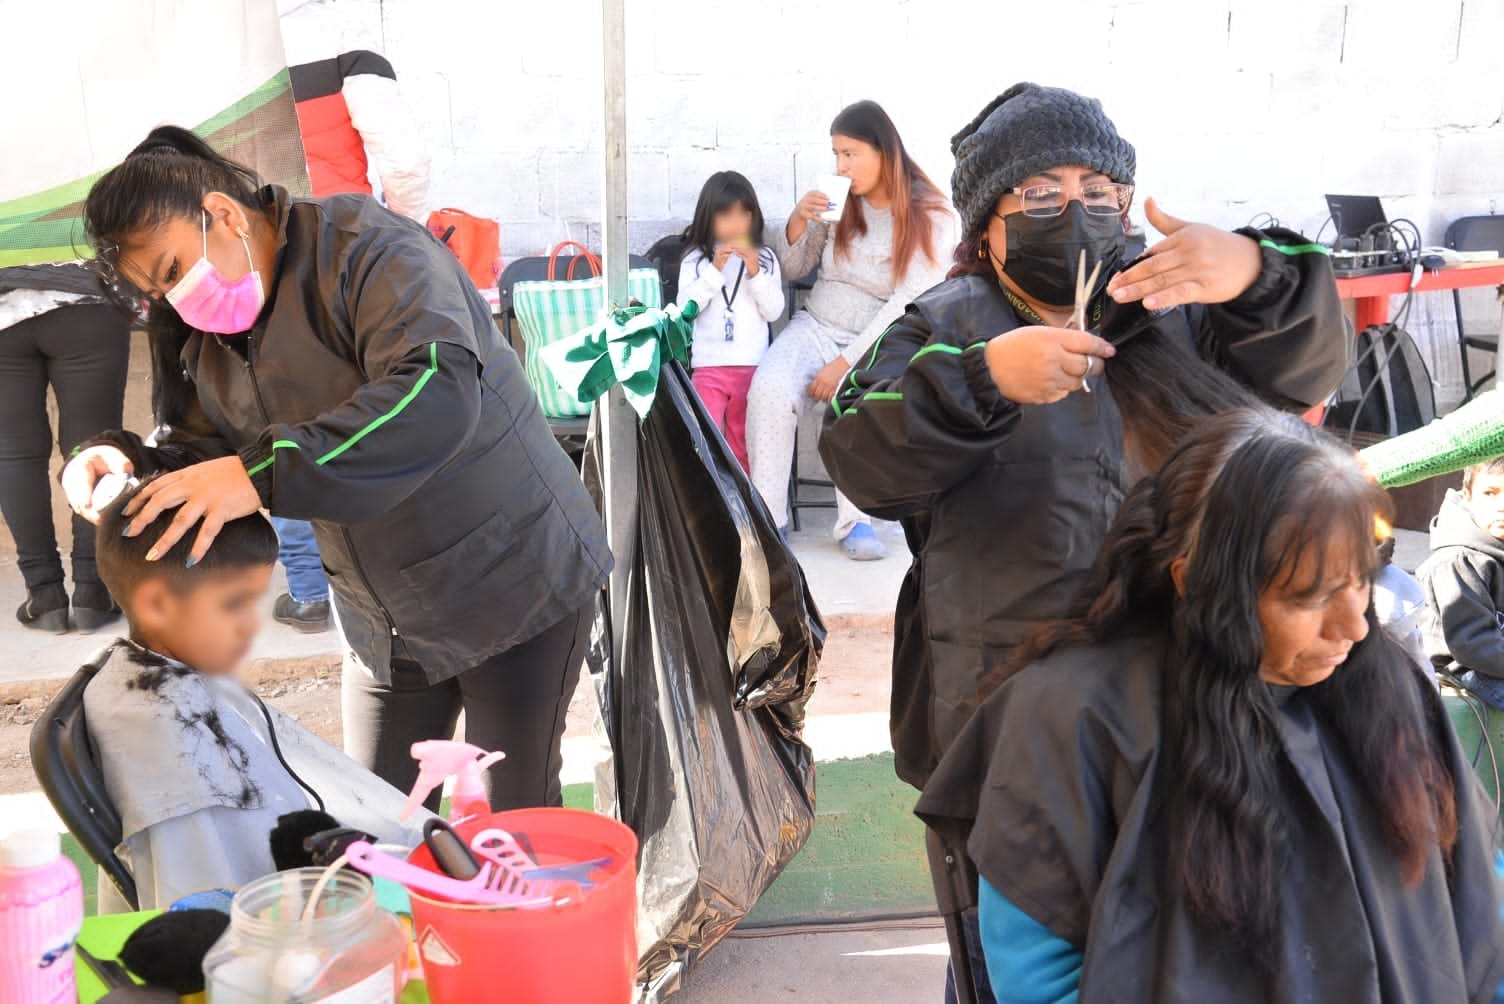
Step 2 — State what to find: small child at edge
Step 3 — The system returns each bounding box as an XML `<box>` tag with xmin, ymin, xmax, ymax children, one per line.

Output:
<box><xmin>1418</xmin><ymin>456</ymin><xmax>1504</xmax><ymax>707</ymax></box>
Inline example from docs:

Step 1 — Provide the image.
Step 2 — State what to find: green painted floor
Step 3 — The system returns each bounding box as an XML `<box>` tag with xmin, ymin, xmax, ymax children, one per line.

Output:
<box><xmin>565</xmin><ymin>753</ymin><xmax>934</xmax><ymax>924</ymax></box>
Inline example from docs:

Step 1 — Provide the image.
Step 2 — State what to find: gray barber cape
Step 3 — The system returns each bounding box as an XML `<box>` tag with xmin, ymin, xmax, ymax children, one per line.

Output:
<box><xmin>83</xmin><ymin>640</ymin><xmax>426</xmax><ymax>911</ymax></box>
<box><xmin>918</xmin><ymin>633</ymin><xmax>1504</xmax><ymax>1003</ymax></box>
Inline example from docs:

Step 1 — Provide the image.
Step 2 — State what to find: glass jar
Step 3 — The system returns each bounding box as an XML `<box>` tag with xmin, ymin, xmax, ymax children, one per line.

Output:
<box><xmin>205</xmin><ymin>868</ymin><xmax>406</xmax><ymax>1003</ymax></box>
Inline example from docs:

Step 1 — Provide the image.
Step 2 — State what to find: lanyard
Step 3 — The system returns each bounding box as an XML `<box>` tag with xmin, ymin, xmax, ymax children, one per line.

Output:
<box><xmin>721</xmin><ymin>260</ymin><xmax>745</xmax><ymax>341</ymax></box>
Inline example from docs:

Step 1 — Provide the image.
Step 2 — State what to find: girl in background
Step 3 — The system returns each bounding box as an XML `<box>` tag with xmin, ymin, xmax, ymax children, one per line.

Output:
<box><xmin>676</xmin><ymin>171</ymin><xmax>784</xmax><ymax>472</ymax></box>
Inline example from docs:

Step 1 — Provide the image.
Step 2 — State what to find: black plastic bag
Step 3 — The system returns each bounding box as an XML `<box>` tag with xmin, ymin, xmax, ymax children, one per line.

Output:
<box><xmin>583</xmin><ymin>360</ymin><xmax>822</xmax><ymax>1000</ymax></box>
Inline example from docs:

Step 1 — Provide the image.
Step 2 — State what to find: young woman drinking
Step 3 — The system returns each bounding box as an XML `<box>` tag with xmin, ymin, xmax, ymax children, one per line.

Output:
<box><xmin>748</xmin><ymin>100</ymin><xmax>957</xmax><ymax>558</ymax></box>
<box><xmin>919</xmin><ymin>408</ymin><xmax>1504</xmax><ymax>1002</ymax></box>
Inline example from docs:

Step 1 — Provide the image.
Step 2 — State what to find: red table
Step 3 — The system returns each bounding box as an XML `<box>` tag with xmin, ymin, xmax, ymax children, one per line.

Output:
<box><xmin>1302</xmin><ymin>261</ymin><xmax>1504</xmax><ymax>425</ymax></box>
<box><xmin>1336</xmin><ymin>261</ymin><xmax>1504</xmax><ymax>331</ymax></box>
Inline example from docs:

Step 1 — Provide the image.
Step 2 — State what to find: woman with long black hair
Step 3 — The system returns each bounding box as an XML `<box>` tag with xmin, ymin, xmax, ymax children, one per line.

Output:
<box><xmin>919</xmin><ymin>408</ymin><xmax>1504</xmax><ymax>1001</ymax></box>
<box><xmin>60</xmin><ymin>127</ymin><xmax>611</xmax><ymax>810</ymax></box>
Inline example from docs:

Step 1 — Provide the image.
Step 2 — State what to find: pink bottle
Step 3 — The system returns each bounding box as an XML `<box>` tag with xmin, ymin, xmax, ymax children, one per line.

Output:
<box><xmin>0</xmin><ymin>829</ymin><xmax>83</xmax><ymax>1004</ymax></box>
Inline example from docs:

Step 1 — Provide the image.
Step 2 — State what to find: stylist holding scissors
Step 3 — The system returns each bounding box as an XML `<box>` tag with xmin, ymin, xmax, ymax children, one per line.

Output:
<box><xmin>63</xmin><ymin>127</ymin><xmax>609</xmax><ymax>811</ymax></box>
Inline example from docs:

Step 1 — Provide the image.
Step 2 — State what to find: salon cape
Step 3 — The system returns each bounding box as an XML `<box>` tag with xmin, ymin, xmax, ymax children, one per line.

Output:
<box><xmin>84</xmin><ymin>640</ymin><xmax>426</xmax><ymax>911</ymax></box>
<box><xmin>917</xmin><ymin>633</ymin><xmax>1504</xmax><ymax>1003</ymax></box>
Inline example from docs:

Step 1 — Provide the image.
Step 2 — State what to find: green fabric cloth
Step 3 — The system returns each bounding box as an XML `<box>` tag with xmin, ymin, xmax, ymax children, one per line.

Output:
<box><xmin>537</xmin><ymin>300</ymin><xmax>699</xmax><ymax>419</ymax></box>
<box><xmin>1359</xmin><ymin>389</ymin><xmax>1504</xmax><ymax>487</ymax></box>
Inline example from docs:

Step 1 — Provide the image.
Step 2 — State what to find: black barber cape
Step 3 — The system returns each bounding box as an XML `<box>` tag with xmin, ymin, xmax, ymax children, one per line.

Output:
<box><xmin>917</xmin><ymin>634</ymin><xmax>1504</xmax><ymax>1003</ymax></box>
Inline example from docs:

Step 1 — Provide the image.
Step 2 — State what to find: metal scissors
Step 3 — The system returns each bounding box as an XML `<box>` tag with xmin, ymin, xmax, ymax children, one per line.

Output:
<box><xmin>1067</xmin><ymin>250</ymin><xmax>1104</xmax><ymax>394</ymax></box>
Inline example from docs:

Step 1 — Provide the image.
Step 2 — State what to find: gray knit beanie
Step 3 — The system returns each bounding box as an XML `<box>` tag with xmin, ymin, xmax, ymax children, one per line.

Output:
<box><xmin>950</xmin><ymin>82</ymin><xmax>1136</xmax><ymax>238</ymax></box>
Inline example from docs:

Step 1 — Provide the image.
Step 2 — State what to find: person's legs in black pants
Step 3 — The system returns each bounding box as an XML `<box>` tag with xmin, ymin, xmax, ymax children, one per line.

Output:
<box><xmin>342</xmin><ymin>652</ymin><xmax>463</xmax><ymax>810</ymax></box>
<box><xmin>456</xmin><ymin>603</ymin><xmax>591</xmax><ymax>809</ymax></box>
<box><xmin>43</xmin><ymin>304</ymin><xmax>130</xmax><ymax>618</ymax></box>
<box><xmin>342</xmin><ymin>603</ymin><xmax>592</xmax><ymax>811</ymax></box>
<box><xmin>0</xmin><ymin>315</ymin><xmax>63</xmax><ymax>615</ymax></box>
<box><xmin>0</xmin><ymin>303</ymin><xmax>130</xmax><ymax>629</ymax></box>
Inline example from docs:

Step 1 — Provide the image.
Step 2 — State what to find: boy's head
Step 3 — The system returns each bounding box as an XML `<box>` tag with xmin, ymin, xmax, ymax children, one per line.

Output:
<box><xmin>1463</xmin><ymin>457</ymin><xmax>1504</xmax><ymax>542</ymax></box>
<box><xmin>95</xmin><ymin>479</ymin><xmax>279</xmax><ymax>675</ymax></box>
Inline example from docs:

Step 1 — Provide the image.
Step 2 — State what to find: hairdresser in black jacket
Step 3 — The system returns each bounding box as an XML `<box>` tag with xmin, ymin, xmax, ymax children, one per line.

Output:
<box><xmin>821</xmin><ymin>85</ymin><xmax>1345</xmax><ymax>1001</ymax></box>
<box><xmin>61</xmin><ymin>127</ymin><xmax>610</xmax><ymax>810</ymax></box>
<box><xmin>821</xmin><ymin>83</ymin><xmax>1347</xmax><ymax>792</ymax></box>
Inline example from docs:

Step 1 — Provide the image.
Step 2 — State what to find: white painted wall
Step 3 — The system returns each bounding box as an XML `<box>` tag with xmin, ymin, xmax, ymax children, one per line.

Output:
<box><xmin>305</xmin><ymin>0</ymin><xmax>1504</xmax><ymax>399</ymax></box>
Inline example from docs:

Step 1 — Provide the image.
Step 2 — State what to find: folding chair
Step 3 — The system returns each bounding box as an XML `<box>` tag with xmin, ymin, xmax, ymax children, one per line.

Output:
<box><xmin>1445</xmin><ymin>216</ymin><xmax>1504</xmax><ymax>399</ymax></box>
<box><xmin>28</xmin><ymin>650</ymin><xmax>137</xmax><ymax>910</ymax></box>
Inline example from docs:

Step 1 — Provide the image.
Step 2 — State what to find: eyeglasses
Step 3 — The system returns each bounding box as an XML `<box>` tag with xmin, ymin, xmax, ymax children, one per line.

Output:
<box><xmin>1013</xmin><ymin>182</ymin><xmax>1134</xmax><ymax>218</ymax></box>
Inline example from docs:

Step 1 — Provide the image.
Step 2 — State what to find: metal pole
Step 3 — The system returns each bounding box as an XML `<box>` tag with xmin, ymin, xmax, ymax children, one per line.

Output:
<box><xmin>599</xmin><ymin>0</ymin><xmax>637</xmax><ymax>672</ymax></box>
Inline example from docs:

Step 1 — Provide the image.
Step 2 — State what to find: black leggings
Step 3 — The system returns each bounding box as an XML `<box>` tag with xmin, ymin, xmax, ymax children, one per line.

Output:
<box><xmin>0</xmin><ymin>304</ymin><xmax>131</xmax><ymax>591</ymax></box>
<box><xmin>341</xmin><ymin>603</ymin><xmax>592</xmax><ymax>812</ymax></box>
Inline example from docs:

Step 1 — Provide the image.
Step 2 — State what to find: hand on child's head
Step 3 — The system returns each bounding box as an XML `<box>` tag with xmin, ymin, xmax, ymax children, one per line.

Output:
<box><xmin>95</xmin><ymin>477</ymin><xmax>280</xmax><ymax>674</ymax></box>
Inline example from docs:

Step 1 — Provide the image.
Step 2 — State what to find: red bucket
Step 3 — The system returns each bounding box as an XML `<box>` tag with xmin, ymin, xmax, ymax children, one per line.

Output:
<box><xmin>406</xmin><ymin>808</ymin><xmax>637</xmax><ymax>1004</ymax></box>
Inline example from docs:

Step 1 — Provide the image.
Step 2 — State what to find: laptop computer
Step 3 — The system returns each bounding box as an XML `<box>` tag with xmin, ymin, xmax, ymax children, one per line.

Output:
<box><xmin>1325</xmin><ymin>194</ymin><xmax>1388</xmax><ymax>239</ymax></box>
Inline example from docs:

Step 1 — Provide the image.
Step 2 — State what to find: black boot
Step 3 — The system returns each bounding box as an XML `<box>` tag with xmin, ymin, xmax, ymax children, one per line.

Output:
<box><xmin>72</xmin><ymin>580</ymin><xmax>122</xmax><ymax>633</ymax></box>
<box><xmin>274</xmin><ymin>593</ymin><xmax>331</xmax><ymax>633</ymax></box>
<box><xmin>17</xmin><ymin>582</ymin><xmax>69</xmax><ymax>634</ymax></box>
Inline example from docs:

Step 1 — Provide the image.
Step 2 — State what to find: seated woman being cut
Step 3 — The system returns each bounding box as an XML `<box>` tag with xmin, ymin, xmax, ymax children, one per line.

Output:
<box><xmin>919</xmin><ymin>407</ymin><xmax>1504</xmax><ymax>1003</ymax></box>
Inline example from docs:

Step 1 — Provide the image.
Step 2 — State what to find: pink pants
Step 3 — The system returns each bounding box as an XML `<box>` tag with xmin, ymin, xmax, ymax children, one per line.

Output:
<box><xmin>692</xmin><ymin>365</ymin><xmax>756</xmax><ymax>472</ymax></box>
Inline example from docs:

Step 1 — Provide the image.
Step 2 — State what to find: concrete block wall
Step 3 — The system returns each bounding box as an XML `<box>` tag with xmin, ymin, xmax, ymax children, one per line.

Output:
<box><xmin>346</xmin><ymin>0</ymin><xmax>1500</xmax><ymax>395</ymax></box>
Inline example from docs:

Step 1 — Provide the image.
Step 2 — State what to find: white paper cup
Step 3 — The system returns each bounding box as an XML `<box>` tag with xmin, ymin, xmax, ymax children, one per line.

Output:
<box><xmin>817</xmin><ymin>174</ymin><xmax>852</xmax><ymax>223</ymax></box>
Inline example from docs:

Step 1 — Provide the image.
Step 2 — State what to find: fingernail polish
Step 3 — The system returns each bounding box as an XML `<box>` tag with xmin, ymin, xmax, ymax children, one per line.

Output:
<box><xmin>185</xmin><ymin>556</ymin><xmax>197</xmax><ymax>569</ymax></box>
<box><xmin>145</xmin><ymin>549</ymin><xmax>159</xmax><ymax>562</ymax></box>
<box><xmin>120</xmin><ymin>525</ymin><xmax>132</xmax><ymax>537</ymax></box>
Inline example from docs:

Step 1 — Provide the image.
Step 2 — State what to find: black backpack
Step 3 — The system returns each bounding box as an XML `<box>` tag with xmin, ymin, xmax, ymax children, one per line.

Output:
<box><xmin>645</xmin><ymin>233</ymin><xmax>690</xmax><ymax>305</ymax></box>
<box><xmin>1323</xmin><ymin>323</ymin><xmax>1437</xmax><ymax>441</ymax></box>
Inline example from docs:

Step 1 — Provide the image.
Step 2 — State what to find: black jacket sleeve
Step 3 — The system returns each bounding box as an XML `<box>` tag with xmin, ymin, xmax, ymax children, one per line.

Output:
<box><xmin>240</xmin><ymin>340</ymin><xmax>479</xmax><ymax>523</ymax></box>
<box><xmin>237</xmin><ymin>232</ymin><xmax>485</xmax><ymax>523</ymax></box>
<box><xmin>818</xmin><ymin>306</ymin><xmax>1022</xmax><ymax>520</ymax></box>
<box><xmin>1425</xmin><ymin>550</ymin><xmax>1504</xmax><ymax>676</ymax></box>
<box><xmin>1192</xmin><ymin>226</ymin><xmax>1348</xmax><ymax>410</ymax></box>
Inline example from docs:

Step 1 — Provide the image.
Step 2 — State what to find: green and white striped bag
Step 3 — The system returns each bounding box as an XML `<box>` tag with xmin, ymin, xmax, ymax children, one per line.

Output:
<box><xmin>511</xmin><ymin>242</ymin><xmax>663</xmax><ymax>417</ymax></box>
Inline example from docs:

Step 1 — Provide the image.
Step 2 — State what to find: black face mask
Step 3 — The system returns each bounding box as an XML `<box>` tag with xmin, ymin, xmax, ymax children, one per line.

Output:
<box><xmin>997</xmin><ymin>201</ymin><xmax>1126</xmax><ymax>308</ymax></box>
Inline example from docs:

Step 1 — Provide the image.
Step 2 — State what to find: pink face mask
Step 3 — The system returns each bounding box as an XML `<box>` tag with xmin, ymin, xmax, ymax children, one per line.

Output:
<box><xmin>165</xmin><ymin>215</ymin><xmax>265</xmax><ymax>334</ymax></box>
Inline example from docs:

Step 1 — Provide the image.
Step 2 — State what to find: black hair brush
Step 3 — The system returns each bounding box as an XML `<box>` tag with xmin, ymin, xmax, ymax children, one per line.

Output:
<box><xmin>117</xmin><ymin>909</ymin><xmax>230</xmax><ymax>995</ymax></box>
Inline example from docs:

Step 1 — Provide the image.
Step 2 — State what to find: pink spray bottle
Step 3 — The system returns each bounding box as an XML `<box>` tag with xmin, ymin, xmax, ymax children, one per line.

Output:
<box><xmin>400</xmin><ymin>741</ymin><xmax>506</xmax><ymax>822</ymax></box>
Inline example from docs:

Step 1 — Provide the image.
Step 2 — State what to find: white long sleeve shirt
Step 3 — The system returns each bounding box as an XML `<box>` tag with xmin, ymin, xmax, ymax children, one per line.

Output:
<box><xmin>676</xmin><ymin>248</ymin><xmax>785</xmax><ymax>369</ymax></box>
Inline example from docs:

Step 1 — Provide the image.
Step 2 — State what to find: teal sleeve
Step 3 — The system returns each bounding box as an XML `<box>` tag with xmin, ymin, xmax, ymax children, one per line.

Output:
<box><xmin>978</xmin><ymin>877</ymin><xmax>1083</xmax><ymax>1004</ymax></box>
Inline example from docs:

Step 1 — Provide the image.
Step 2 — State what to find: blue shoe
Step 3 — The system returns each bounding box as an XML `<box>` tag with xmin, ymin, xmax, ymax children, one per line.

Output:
<box><xmin>840</xmin><ymin>523</ymin><xmax>887</xmax><ymax>561</ymax></box>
